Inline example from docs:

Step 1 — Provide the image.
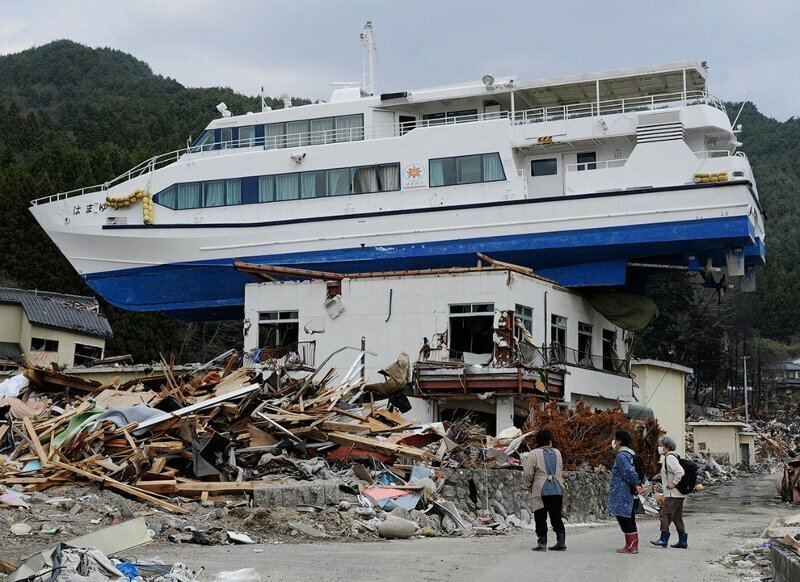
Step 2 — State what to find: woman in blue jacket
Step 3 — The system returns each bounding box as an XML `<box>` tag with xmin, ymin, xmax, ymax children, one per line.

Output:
<box><xmin>607</xmin><ymin>429</ymin><xmax>642</xmax><ymax>554</ymax></box>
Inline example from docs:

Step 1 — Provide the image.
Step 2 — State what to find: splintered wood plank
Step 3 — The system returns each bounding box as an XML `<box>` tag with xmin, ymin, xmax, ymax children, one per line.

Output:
<box><xmin>151</xmin><ymin>457</ymin><xmax>167</xmax><ymax>474</ymax></box>
<box><xmin>135</xmin><ymin>479</ymin><xmax>178</xmax><ymax>494</ymax></box>
<box><xmin>325</xmin><ymin>432</ymin><xmax>432</xmax><ymax>461</ymax></box>
<box><xmin>23</xmin><ymin>417</ymin><xmax>49</xmax><ymax>465</ymax></box>
<box><xmin>321</xmin><ymin>420</ymin><xmax>371</xmax><ymax>434</ymax></box>
<box><xmin>51</xmin><ymin>459</ymin><xmax>189</xmax><ymax>514</ymax></box>
<box><xmin>175</xmin><ymin>481</ymin><xmax>256</xmax><ymax>495</ymax></box>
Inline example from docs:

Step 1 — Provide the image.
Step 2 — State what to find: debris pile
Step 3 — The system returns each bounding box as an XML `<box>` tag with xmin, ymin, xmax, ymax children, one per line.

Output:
<box><xmin>523</xmin><ymin>400</ymin><xmax>663</xmax><ymax>475</ymax></box>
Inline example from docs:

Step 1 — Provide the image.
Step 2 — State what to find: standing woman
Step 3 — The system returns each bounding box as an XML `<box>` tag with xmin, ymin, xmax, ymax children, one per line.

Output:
<box><xmin>650</xmin><ymin>435</ymin><xmax>688</xmax><ymax>548</ymax></box>
<box><xmin>607</xmin><ymin>429</ymin><xmax>641</xmax><ymax>554</ymax></box>
<box><xmin>523</xmin><ymin>429</ymin><xmax>567</xmax><ymax>551</ymax></box>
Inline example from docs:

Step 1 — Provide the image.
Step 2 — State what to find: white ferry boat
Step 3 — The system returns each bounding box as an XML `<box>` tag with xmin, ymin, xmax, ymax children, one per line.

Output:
<box><xmin>30</xmin><ymin>24</ymin><xmax>765</xmax><ymax>319</ymax></box>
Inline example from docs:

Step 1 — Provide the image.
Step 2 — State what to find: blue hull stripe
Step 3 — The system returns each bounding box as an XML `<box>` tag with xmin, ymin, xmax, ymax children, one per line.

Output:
<box><xmin>83</xmin><ymin>216</ymin><xmax>760</xmax><ymax>319</ymax></box>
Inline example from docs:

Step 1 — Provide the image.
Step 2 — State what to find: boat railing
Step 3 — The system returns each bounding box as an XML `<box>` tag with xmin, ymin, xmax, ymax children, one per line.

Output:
<box><xmin>31</xmin><ymin>89</ymin><xmax>727</xmax><ymax>206</ymax></box>
<box><xmin>564</xmin><ymin>158</ymin><xmax>628</xmax><ymax>172</ymax></box>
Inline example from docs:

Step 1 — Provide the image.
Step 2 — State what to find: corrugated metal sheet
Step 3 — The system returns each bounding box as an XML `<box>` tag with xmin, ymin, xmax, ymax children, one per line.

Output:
<box><xmin>0</xmin><ymin>288</ymin><xmax>112</xmax><ymax>339</ymax></box>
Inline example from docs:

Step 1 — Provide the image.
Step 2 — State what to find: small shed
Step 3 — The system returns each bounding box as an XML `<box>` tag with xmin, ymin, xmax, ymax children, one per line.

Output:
<box><xmin>687</xmin><ymin>421</ymin><xmax>755</xmax><ymax>466</ymax></box>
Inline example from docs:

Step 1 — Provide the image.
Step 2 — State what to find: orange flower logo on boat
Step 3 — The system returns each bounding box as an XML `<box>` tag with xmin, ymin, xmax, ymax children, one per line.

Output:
<box><xmin>403</xmin><ymin>163</ymin><xmax>425</xmax><ymax>187</ymax></box>
<box><xmin>405</xmin><ymin>165</ymin><xmax>423</xmax><ymax>180</ymax></box>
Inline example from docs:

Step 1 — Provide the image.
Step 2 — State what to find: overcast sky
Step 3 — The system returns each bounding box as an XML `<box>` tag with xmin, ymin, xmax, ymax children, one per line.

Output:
<box><xmin>1</xmin><ymin>0</ymin><xmax>798</xmax><ymax>120</ymax></box>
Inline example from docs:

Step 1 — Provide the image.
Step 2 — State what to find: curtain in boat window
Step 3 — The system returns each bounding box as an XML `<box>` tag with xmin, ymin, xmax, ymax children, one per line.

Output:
<box><xmin>430</xmin><ymin>158</ymin><xmax>457</xmax><ymax>187</ymax></box>
<box><xmin>311</xmin><ymin>118</ymin><xmax>336</xmax><ymax>145</ymax></box>
<box><xmin>482</xmin><ymin>153</ymin><xmax>505</xmax><ymax>182</ymax></box>
<box><xmin>379</xmin><ymin>164</ymin><xmax>400</xmax><ymax>191</ymax></box>
<box><xmin>226</xmin><ymin>179</ymin><xmax>241</xmax><ymax>205</ymax></box>
<box><xmin>353</xmin><ymin>166</ymin><xmax>379</xmax><ymax>193</ymax></box>
<box><xmin>335</xmin><ymin>114</ymin><xmax>363</xmax><ymax>142</ymax></box>
<box><xmin>265</xmin><ymin>123</ymin><xmax>284</xmax><ymax>150</ymax></box>
<box><xmin>300</xmin><ymin>172</ymin><xmax>320</xmax><ymax>199</ymax></box>
<box><xmin>259</xmin><ymin>176</ymin><xmax>274</xmax><ymax>202</ymax></box>
<box><xmin>177</xmin><ymin>183</ymin><xmax>201</xmax><ymax>209</ymax></box>
<box><xmin>327</xmin><ymin>168</ymin><xmax>350</xmax><ymax>196</ymax></box>
<box><xmin>204</xmin><ymin>181</ymin><xmax>225</xmax><ymax>207</ymax></box>
<box><xmin>158</xmin><ymin>186</ymin><xmax>177</xmax><ymax>209</ymax></box>
<box><xmin>286</xmin><ymin>121</ymin><xmax>310</xmax><ymax>147</ymax></box>
<box><xmin>275</xmin><ymin>173</ymin><xmax>299</xmax><ymax>201</ymax></box>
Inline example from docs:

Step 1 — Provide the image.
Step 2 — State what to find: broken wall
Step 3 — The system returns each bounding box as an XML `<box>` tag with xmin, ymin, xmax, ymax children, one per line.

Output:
<box><xmin>440</xmin><ymin>468</ymin><xmax>611</xmax><ymax>526</ymax></box>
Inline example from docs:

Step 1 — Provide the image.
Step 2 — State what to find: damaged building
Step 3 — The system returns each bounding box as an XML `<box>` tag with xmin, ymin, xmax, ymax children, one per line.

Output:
<box><xmin>239</xmin><ymin>257</ymin><xmax>655</xmax><ymax>433</ymax></box>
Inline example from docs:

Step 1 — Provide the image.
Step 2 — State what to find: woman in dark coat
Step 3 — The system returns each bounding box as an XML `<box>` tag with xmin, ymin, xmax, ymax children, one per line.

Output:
<box><xmin>607</xmin><ymin>429</ymin><xmax>641</xmax><ymax>554</ymax></box>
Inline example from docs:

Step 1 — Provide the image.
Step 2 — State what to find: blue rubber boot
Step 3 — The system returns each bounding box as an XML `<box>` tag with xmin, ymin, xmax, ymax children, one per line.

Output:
<box><xmin>650</xmin><ymin>531</ymin><xmax>670</xmax><ymax>547</ymax></box>
<box><xmin>670</xmin><ymin>532</ymin><xmax>688</xmax><ymax>548</ymax></box>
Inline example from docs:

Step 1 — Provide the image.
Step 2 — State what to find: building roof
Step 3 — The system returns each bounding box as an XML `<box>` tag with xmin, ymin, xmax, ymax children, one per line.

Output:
<box><xmin>687</xmin><ymin>421</ymin><xmax>750</xmax><ymax>428</ymax></box>
<box><xmin>0</xmin><ymin>341</ymin><xmax>23</xmax><ymax>364</ymax></box>
<box><xmin>0</xmin><ymin>288</ymin><xmax>113</xmax><ymax>339</ymax></box>
<box><xmin>632</xmin><ymin>359</ymin><xmax>694</xmax><ymax>375</ymax></box>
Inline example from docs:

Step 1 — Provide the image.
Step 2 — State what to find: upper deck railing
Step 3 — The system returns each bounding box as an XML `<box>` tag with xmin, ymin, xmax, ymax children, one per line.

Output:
<box><xmin>31</xmin><ymin>89</ymin><xmax>726</xmax><ymax>206</ymax></box>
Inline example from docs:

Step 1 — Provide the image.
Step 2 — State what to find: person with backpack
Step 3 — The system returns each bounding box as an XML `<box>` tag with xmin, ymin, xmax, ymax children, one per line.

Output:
<box><xmin>607</xmin><ymin>429</ymin><xmax>643</xmax><ymax>554</ymax></box>
<box><xmin>523</xmin><ymin>429</ymin><xmax>567</xmax><ymax>551</ymax></box>
<box><xmin>650</xmin><ymin>435</ymin><xmax>689</xmax><ymax>549</ymax></box>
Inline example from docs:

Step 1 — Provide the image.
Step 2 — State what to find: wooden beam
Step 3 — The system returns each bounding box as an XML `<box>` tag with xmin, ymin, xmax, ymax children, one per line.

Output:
<box><xmin>175</xmin><ymin>480</ymin><xmax>257</xmax><ymax>495</ymax></box>
<box><xmin>326</xmin><ymin>431</ymin><xmax>432</xmax><ymax>461</ymax></box>
<box><xmin>22</xmin><ymin>417</ymin><xmax>49</xmax><ymax>465</ymax></box>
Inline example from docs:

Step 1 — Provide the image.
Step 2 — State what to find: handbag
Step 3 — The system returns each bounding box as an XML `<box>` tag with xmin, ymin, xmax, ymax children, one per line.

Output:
<box><xmin>632</xmin><ymin>495</ymin><xmax>645</xmax><ymax>515</ymax></box>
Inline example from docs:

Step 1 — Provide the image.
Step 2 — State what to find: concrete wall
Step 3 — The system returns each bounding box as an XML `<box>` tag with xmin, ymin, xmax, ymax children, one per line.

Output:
<box><xmin>20</xmin><ymin>321</ymin><xmax>105</xmax><ymax>368</ymax></box>
<box><xmin>0</xmin><ymin>304</ymin><xmax>23</xmax><ymax>343</ymax></box>
<box><xmin>440</xmin><ymin>467</ymin><xmax>611</xmax><ymax>526</ymax></box>
<box><xmin>632</xmin><ymin>361</ymin><xmax>689</xmax><ymax>456</ymax></box>
<box><xmin>691</xmin><ymin>424</ymin><xmax>751</xmax><ymax>465</ymax></box>
<box><xmin>243</xmin><ymin>271</ymin><xmax>634</xmax><ymax>415</ymax></box>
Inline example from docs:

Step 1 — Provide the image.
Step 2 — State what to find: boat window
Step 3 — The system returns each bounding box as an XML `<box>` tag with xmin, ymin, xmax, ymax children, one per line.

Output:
<box><xmin>154</xmin><ymin>162</ymin><xmax>400</xmax><ymax>210</ymax></box>
<box><xmin>191</xmin><ymin>131</ymin><xmax>216</xmax><ymax>152</ymax></box>
<box><xmin>263</xmin><ymin>114</ymin><xmax>364</xmax><ymax>149</ymax></box>
<box><xmin>203</xmin><ymin>181</ymin><xmax>225</xmax><ymax>207</ymax></box>
<box><xmin>177</xmin><ymin>183</ymin><xmax>201</xmax><ymax>209</ymax></box>
<box><xmin>423</xmin><ymin>109</ymin><xmax>478</xmax><ymax>126</ymax></box>
<box><xmin>220</xmin><ymin>128</ymin><xmax>234</xmax><ymax>149</ymax></box>
<box><xmin>286</xmin><ymin>120</ymin><xmax>311</xmax><ymax>147</ymax></box>
<box><xmin>457</xmin><ymin>155</ymin><xmax>482</xmax><ymax>184</ymax></box>
<box><xmin>335</xmin><ymin>115</ymin><xmax>364</xmax><ymax>142</ymax></box>
<box><xmin>226</xmin><ymin>179</ymin><xmax>242</xmax><ymax>204</ymax></box>
<box><xmin>239</xmin><ymin>126</ymin><xmax>255</xmax><ymax>147</ymax></box>
<box><xmin>430</xmin><ymin>153</ymin><xmax>506</xmax><ymax>187</ymax></box>
<box><xmin>158</xmin><ymin>186</ymin><xmax>177</xmax><ymax>209</ymax></box>
<box><xmin>531</xmin><ymin>158</ymin><xmax>558</xmax><ymax>177</ymax></box>
<box><xmin>301</xmin><ymin>171</ymin><xmax>327</xmax><ymax>199</ymax></box>
<box><xmin>259</xmin><ymin>176</ymin><xmax>275</xmax><ymax>202</ymax></box>
<box><xmin>276</xmin><ymin>173</ymin><xmax>300</xmax><ymax>201</ymax></box>
<box><xmin>577</xmin><ymin>151</ymin><xmax>597</xmax><ymax>171</ymax></box>
<box><xmin>327</xmin><ymin>169</ymin><xmax>351</xmax><ymax>196</ymax></box>
<box><xmin>311</xmin><ymin>118</ymin><xmax>336</xmax><ymax>145</ymax></box>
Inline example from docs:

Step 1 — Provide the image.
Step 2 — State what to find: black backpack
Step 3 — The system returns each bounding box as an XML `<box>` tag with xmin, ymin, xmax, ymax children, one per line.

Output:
<box><xmin>622</xmin><ymin>451</ymin><xmax>646</xmax><ymax>494</ymax></box>
<box><xmin>667</xmin><ymin>453</ymin><xmax>698</xmax><ymax>495</ymax></box>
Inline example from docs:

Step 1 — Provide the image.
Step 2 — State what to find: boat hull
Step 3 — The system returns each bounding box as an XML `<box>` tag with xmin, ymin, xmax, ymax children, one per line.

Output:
<box><xmin>31</xmin><ymin>181</ymin><xmax>765</xmax><ymax>320</ymax></box>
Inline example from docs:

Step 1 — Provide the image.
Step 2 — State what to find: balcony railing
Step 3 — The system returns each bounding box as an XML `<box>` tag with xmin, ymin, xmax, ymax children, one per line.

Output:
<box><xmin>565</xmin><ymin>158</ymin><xmax>628</xmax><ymax>172</ymax></box>
<box><xmin>548</xmin><ymin>344</ymin><xmax>630</xmax><ymax>375</ymax></box>
<box><xmin>31</xmin><ymin>89</ymin><xmax>725</xmax><ymax>206</ymax></box>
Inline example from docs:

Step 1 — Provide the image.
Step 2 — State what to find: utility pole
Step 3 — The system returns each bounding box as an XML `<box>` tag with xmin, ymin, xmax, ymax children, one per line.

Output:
<box><xmin>742</xmin><ymin>355</ymin><xmax>750</xmax><ymax>422</ymax></box>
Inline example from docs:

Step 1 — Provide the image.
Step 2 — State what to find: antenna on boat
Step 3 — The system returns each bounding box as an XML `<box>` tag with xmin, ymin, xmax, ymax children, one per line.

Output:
<box><xmin>731</xmin><ymin>90</ymin><xmax>751</xmax><ymax>132</ymax></box>
<box><xmin>360</xmin><ymin>21</ymin><xmax>376</xmax><ymax>96</ymax></box>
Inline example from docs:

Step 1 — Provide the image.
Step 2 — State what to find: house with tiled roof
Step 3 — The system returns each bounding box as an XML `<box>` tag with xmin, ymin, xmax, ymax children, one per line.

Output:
<box><xmin>0</xmin><ymin>287</ymin><xmax>112</xmax><ymax>368</ymax></box>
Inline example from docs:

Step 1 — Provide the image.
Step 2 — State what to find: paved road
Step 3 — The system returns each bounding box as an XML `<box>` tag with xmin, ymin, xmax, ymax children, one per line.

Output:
<box><xmin>130</xmin><ymin>473</ymin><xmax>785</xmax><ymax>581</ymax></box>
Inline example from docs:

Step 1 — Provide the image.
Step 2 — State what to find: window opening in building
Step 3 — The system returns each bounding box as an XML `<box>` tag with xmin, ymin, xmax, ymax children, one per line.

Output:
<box><xmin>550</xmin><ymin>314</ymin><xmax>567</xmax><ymax>360</ymax></box>
<box><xmin>30</xmin><ymin>337</ymin><xmax>59</xmax><ymax>352</ymax></box>
<box><xmin>74</xmin><ymin>343</ymin><xmax>103</xmax><ymax>366</ymax></box>
<box><xmin>603</xmin><ymin>329</ymin><xmax>618</xmax><ymax>372</ymax></box>
<box><xmin>531</xmin><ymin>158</ymin><xmax>558</xmax><ymax>177</ymax></box>
<box><xmin>578</xmin><ymin>322</ymin><xmax>594</xmax><ymax>367</ymax></box>
<box><xmin>449</xmin><ymin>303</ymin><xmax>494</xmax><ymax>362</ymax></box>
<box><xmin>514</xmin><ymin>304</ymin><xmax>533</xmax><ymax>342</ymax></box>
<box><xmin>258</xmin><ymin>311</ymin><xmax>299</xmax><ymax>356</ymax></box>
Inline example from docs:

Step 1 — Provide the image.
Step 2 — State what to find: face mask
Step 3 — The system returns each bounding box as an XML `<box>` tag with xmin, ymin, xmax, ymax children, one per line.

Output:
<box><xmin>658</xmin><ymin>447</ymin><xmax>666</xmax><ymax>456</ymax></box>
<box><xmin>611</xmin><ymin>440</ymin><xmax>617</xmax><ymax>450</ymax></box>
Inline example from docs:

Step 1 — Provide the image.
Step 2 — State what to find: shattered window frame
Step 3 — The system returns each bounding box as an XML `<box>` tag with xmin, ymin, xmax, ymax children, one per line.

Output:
<box><xmin>30</xmin><ymin>337</ymin><xmax>59</xmax><ymax>352</ymax></box>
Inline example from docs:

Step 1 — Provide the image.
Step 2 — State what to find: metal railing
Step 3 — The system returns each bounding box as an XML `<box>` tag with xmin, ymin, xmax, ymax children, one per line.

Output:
<box><xmin>548</xmin><ymin>344</ymin><xmax>630</xmax><ymax>375</ymax></box>
<box><xmin>252</xmin><ymin>340</ymin><xmax>316</xmax><ymax>367</ymax></box>
<box><xmin>564</xmin><ymin>158</ymin><xmax>628</xmax><ymax>172</ymax></box>
<box><xmin>31</xmin><ymin>88</ymin><xmax>725</xmax><ymax>206</ymax></box>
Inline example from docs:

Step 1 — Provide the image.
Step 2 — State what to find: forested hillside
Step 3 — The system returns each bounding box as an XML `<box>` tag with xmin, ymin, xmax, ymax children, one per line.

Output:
<box><xmin>0</xmin><ymin>41</ymin><xmax>307</xmax><ymax>361</ymax></box>
<box><xmin>1</xmin><ymin>41</ymin><xmax>798</xmax><ymax>399</ymax></box>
